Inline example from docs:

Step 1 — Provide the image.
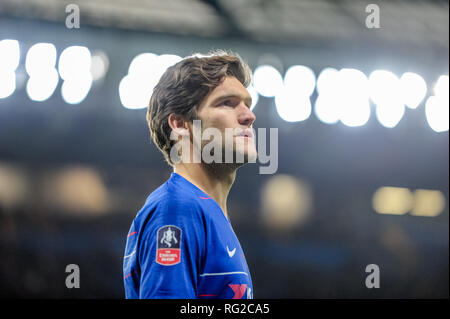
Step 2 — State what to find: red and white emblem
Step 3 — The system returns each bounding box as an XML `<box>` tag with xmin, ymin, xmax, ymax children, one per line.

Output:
<box><xmin>156</xmin><ymin>225</ymin><xmax>182</xmax><ymax>266</ymax></box>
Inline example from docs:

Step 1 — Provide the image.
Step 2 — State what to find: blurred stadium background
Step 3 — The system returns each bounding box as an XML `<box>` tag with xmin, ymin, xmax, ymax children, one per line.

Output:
<box><xmin>0</xmin><ymin>0</ymin><xmax>448</xmax><ymax>298</ymax></box>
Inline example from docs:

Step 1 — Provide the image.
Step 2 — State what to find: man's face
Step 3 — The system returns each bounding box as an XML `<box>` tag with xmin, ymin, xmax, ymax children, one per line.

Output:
<box><xmin>193</xmin><ymin>76</ymin><xmax>257</xmax><ymax>165</ymax></box>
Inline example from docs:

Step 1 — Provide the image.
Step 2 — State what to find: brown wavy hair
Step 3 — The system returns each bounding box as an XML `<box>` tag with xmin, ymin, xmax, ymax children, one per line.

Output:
<box><xmin>147</xmin><ymin>50</ymin><xmax>252</xmax><ymax>166</ymax></box>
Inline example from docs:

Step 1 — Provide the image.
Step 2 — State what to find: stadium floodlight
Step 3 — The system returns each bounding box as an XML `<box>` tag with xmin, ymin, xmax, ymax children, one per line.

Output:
<box><xmin>61</xmin><ymin>74</ymin><xmax>93</xmax><ymax>104</ymax></box>
<box><xmin>154</xmin><ymin>54</ymin><xmax>182</xmax><ymax>76</ymax></box>
<box><xmin>26</xmin><ymin>68</ymin><xmax>59</xmax><ymax>102</ymax></box>
<box><xmin>58</xmin><ymin>46</ymin><xmax>93</xmax><ymax>105</ymax></box>
<box><xmin>58</xmin><ymin>46</ymin><xmax>92</xmax><ymax>81</ymax></box>
<box><xmin>25</xmin><ymin>43</ymin><xmax>58</xmax><ymax>102</ymax></box>
<box><xmin>252</xmin><ymin>65</ymin><xmax>283</xmax><ymax>97</ymax></box>
<box><xmin>314</xmin><ymin>68</ymin><xmax>340</xmax><ymax>124</ymax></box>
<box><xmin>338</xmin><ymin>68</ymin><xmax>371</xmax><ymax>127</ymax></box>
<box><xmin>315</xmin><ymin>67</ymin><xmax>370</xmax><ymax>127</ymax></box>
<box><xmin>119</xmin><ymin>53</ymin><xmax>182</xmax><ymax>110</ymax></box>
<box><xmin>120</xmin><ymin>53</ymin><xmax>157</xmax><ymax>110</ymax></box>
<box><xmin>411</xmin><ymin>189</ymin><xmax>446</xmax><ymax>217</ymax></box>
<box><xmin>283</xmin><ymin>65</ymin><xmax>316</xmax><ymax>97</ymax></box>
<box><xmin>275</xmin><ymin>87</ymin><xmax>311</xmax><ymax>123</ymax></box>
<box><xmin>434</xmin><ymin>75</ymin><xmax>449</xmax><ymax>98</ymax></box>
<box><xmin>0</xmin><ymin>39</ymin><xmax>20</xmax><ymax>72</ymax></box>
<box><xmin>339</xmin><ymin>97</ymin><xmax>371</xmax><ymax>127</ymax></box>
<box><xmin>425</xmin><ymin>95</ymin><xmax>449</xmax><ymax>133</ymax></box>
<box><xmin>246</xmin><ymin>84</ymin><xmax>259</xmax><ymax>111</ymax></box>
<box><xmin>0</xmin><ymin>39</ymin><xmax>20</xmax><ymax>99</ymax></box>
<box><xmin>372</xmin><ymin>187</ymin><xmax>413</xmax><ymax>215</ymax></box>
<box><xmin>314</xmin><ymin>94</ymin><xmax>339</xmax><ymax>124</ymax></box>
<box><xmin>369</xmin><ymin>70</ymin><xmax>403</xmax><ymax>106</ymax></box>
<box><xmin>316</xmin><ymin>68</ymin><xmax>339</xmax><ymax>95</ymax></box>
<box><xmin>119</xmin><ymin>74</ymin><xmax>152</xmax><ymax>110</ymax></box>
<box><xmin>128</xmin><ymin>53</ymin><xmax>158</xmax><ymax>76</ymax></box>
<box><xmin>400</xmin><ymin>72</ymin><xmax>427</xmax><ymax>109</ymax></box>
<box><xmin>424</xmin><ymin>75</ymin><xmax>449</xmax><ymax>133</ymax></box>
<box><xmin>25</xmin><ymin>43</ymin><xmax>57</xmax><ymax>76</ymax></box>
<box><xmin>375</xmin><ymin>101</ymin><xmax>405</xmax><ymax>128</ymax></box>
<box><xmin>369</xmin><ymin>69</ymin><xmax>407</xmax><ymax>128</ymax></box>
<box><xmin>0</xmin><ymin>71</ymin><xmax>16</xmax><ymax>99</ymax></box>
<box><xmin>148</xmin><ymin>54</ymin><xmax>182</xmax><ymax>92</ymax></box>
<box><xmin>90</xmin><ymin>50</ymin><xmax>109</xmax><ymax>82</ymax></box>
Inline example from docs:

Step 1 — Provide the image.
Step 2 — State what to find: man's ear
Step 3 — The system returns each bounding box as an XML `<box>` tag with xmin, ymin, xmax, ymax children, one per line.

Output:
<box><xmin>168</xmin><ymin>113</ymin><xmax>189</xmax><ymax>136</ymax></box>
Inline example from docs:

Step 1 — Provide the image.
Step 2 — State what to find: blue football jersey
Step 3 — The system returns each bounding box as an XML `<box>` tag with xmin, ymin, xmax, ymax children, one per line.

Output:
<box><xmin>123</xmin><ymin>172</ymin><xmax>253</xmax><ymax>299</ymax></box>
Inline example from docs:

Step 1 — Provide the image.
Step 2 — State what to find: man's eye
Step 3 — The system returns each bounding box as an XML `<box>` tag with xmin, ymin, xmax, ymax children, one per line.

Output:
<box><xmin>222</xmin><ymin>100</ymin><xmax>234</xmax><ymax>106</ymax></box>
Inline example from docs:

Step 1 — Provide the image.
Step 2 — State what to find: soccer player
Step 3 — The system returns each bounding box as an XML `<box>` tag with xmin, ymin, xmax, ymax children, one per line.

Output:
<box><xmin>123</xmin><ymin>51</ymin><xmax>257</xmax><ymax>299</ymax></box>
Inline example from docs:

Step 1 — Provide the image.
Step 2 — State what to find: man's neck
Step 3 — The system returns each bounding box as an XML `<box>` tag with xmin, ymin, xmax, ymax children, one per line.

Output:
<box><xmin>173</xmin><ymin>163</ymin><xmax>236</xmax><ymax>219</ymax></box>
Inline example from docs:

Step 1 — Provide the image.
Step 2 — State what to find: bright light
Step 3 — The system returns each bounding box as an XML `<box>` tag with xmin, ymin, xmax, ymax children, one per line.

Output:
<box><xmin>119</xmin><ymin>74</ymin><xmax>153</xmax><ymax>110</ymax></box>
<box><xmin>341</xmin><ymin>68</ymin><xmax>369</xmax><ymax>97</ymax></box>
<box><xmin>0</xmin><ymin>39</ymin><xmax>20</xmax><ymax>98</ymax></box>
<box><xmin>339</xmin><ymin>98</ymin><xmax>371</xmax><ymax>127</ymax></box>
<box><xmin>0</xmin><ymin>71</ymin><xmax>16</xmax><ymax>99</ymax></box>
<box><xmin>121</xmin><ymin>53</ymin><xmax>157</xmax><ymax>110</ymax></box>
<box><xmin>434</xmin><ymin>75</ymin><xmax>449</xmax><ymax>98</ymax></box>
<box><xmin>375</xmin><ymin>101</ymin><xmax>405</xmax><ymax>128</ymax></box>
<box><xmin>148</xmin><ymin>54</ymin><xmax>182</xmax><ymax>90</ymax></box>
<box><xmin>120</xmin><ymin>53</ymin><xmax>182</xmax><ymax>109</ymax></box>
<box><xmin>25</xmin><ymin>43</ymin><xmax>57</xmax><ymax>76</ymax></box>
<box><xmin>252</xmin><ymin>65</ymin><xmax>283</xmax><ymax>97</ymax></box>
<box><xmin>90</xmin><ymin>50</ymin><xmax>109</xmax><ymax>81</ymax></box>
<box><xmin>373</xmin><ymin>187</ymin><xmax>446</xmax><ymax>217</ymax></box>
<box><xmin>154</xmin><ymin>54</ymin><xmax>182</xmax><ymax>74</ymax></box>
<box><xmin>0</xmin><ymin>39</ymin><xmax>20</xmax><ymax>71</ymax></box>
<box><xmin>127</xmin><ymin>53</ymin><xmax>181</xmax><ymax>87</ymax></box>
<box><xmin>372</xmin><ymin>187</ymin><xmax>413</xmax><ymax>215</ymax></box>
<box><xmin>316</xmin><ymin>68</ymin><xmax>339</xmax><ymax>95</ymax></box>
<box><xmin>58</xmin><ymin>46</ymin><xmax>92</xmax><ymax>80</ymax></box>
<box><xmin>411</xmin><ymin>189</ymin><xmax>446</xmax><ymax>217</ymax></box>
<box><xmin>58</xmin><ymin>46</ymin><xmax>93</xmax><ymax>105</ymax></box>
<box><xmin>338</xmin><ymin>68</ymin><xmax>371</xmax><ymax>127</ymax></box>
<box><xmin>425</xmin><ymin>95</ymin><xmax>449</xmax><ymax>132</ymax></box>
<box><xmin>400</xmin><ymin>72</ymin><xmax>427</xmax><ymax>109</ymax></box>
<box><xmin>425</xmin><ymin>75</ymin><xmax>449</xmax><ymax>133</ymax></box>
<box><xmin>315</xmin><ymin>68</ymin><xmax>370</xmax><ymax>127</ymax></box>
<box><xmin>314</xmin><ymin>94</ymin><xmax>339</xmax><ymax>124</ymax></box>
<box><xmin>369</xmin><ymin>70</ymin><xmax>406</xmax><ymax>128</ymax></box>
<box><xmin>314</xmin><ymin>68</ymin><xmax>340</xmax><ymax>124</ymax></box>
<box><xmin>61</xmin><ymin>74</ymin><xmax>93</xmax><ymax>104</ymax></box>
<box><xmin>273</xmin><ymin>65</ymin><xmax>315</xmax><ymax>122</ymax></box>
<box><xmin>275</xmin><ymin>87</ymin><xmax>311</xmax><ymax>122</ymax></box>
<box><xmin>24</xmin><ymin>43</ymin><xmax>58</xmax><ymax>101</ymax></box>
<box><xmin>128</xmin><ymin>53</ymin><xmax>158</xmax><ymax>75</ymax></box>
<box><xmin>283</xmin><ymin>65</ymin><xmax>316</xmax><ymax>97</ymax></box>
<box><xmin>26</xmin><ymin>68</ymin><xmax>59</xmax><ymax>102</ymax></box>
<box><xmin>369</xmin><ymin>70</ymin><xmax>403</xmax><ymax>106</ymax></box>
<box><xmin>247</xmin><ymin>84</ymin><xmax>259</xmax><ymax>111</ymax></box>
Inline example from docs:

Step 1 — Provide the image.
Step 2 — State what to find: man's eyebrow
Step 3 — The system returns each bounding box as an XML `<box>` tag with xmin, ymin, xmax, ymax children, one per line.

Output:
<box><xmin>211</xmin><ymin>94</ymin><xmax>253</xmax><ymax>107</ymax></box>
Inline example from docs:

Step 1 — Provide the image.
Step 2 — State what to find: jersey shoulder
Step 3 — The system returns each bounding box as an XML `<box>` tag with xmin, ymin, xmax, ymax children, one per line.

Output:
<box><xmin>134</xmin><ymin>177</ymin><xmax>207</xmax><ymax>229</ymax></box>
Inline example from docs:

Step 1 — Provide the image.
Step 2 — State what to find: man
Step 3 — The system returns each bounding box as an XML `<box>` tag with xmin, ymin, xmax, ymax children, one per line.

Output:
<box><xmin>123</xmin><ymin>50</ymin><xmax>257</xmax><ymax>299</ymax></box>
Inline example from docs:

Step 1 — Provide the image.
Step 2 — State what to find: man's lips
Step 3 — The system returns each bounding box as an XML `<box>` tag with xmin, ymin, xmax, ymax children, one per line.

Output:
<box><xmin>235</xmin><ymin>129</ymin><xmax>254</xmax><ymax>139</ymax></box>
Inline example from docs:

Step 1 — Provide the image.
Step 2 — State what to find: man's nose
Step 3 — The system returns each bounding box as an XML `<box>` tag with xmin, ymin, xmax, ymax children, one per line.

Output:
<box><xmin>237</xmin><ymin>103</ymin><xmax>256</xmax><ymax>126</ymax></box>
